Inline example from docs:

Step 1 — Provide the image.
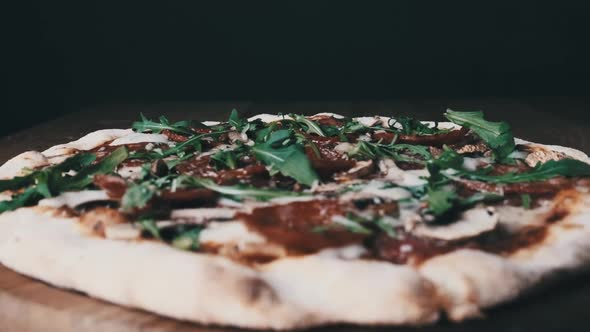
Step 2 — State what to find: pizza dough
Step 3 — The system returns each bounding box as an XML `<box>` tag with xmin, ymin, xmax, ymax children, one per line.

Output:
<box><xmin>0</xmin><ymin>113</ymin><xmax>589</xmax><ymax>329</ymax></box>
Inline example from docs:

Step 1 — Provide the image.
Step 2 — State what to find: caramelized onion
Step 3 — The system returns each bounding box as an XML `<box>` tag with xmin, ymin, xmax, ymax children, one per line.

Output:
<box><xmin>93</xmin><ymin>174</ymin><xmax>127</xmax><ymax>199</ymax></box>
<box><xmin>373</xmin><ymin>127</ymin><xmax>469</xmax><ymax>146</ymax></box>
<box><xmin>456</xmin><ymin>177</ymin><xmax>574</xmax><ymax>195</ymax></box>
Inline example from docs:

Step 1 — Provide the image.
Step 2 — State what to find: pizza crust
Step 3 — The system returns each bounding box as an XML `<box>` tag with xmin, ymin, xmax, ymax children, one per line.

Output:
<box><xmin>0</xmin><ymin>208</ymin><xmax>439</xmax><ymax>329</ymax></box>
<box><xmin>1</xmin><ymin>113</ymin><xmax>590</xmax><ymax>329</ymax></box>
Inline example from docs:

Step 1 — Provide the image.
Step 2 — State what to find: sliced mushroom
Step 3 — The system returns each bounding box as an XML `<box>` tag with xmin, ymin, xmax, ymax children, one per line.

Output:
<box><xmin>104</xmin><ymin>223</ymin><xmax>142</xmax><ymax>240</ymax></box>
<box><xmin>336</xmin><ymin>160</ymin><xmax>375</xmax><ymax>181</ymax></box>
<box><xmin>454</xmin><ymin>142</ymin><xmax>489</xmax><ymax>155</ymax></box>
<box><xmin>413</xmin><ymin>207</ymin><xmax>498</xmax><ymax>241</ymax></box>
<box><xmin>524</xmin><ymin>146</ymin><xmax>567</xmax><ymax>167</ymax></box>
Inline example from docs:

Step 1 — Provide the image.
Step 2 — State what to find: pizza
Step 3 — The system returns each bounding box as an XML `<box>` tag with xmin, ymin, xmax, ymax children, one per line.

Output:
<box><xmin>0</xmin><ymin>109</ymin><xmax>589</xmax><ymax>330</ymax></box>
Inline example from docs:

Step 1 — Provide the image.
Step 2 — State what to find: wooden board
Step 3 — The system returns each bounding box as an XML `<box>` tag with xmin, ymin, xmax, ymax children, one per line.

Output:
<box><xmin>1</xmin><ymin>99</ymin><xmax>590</xmax><ymax>332</ymax></box>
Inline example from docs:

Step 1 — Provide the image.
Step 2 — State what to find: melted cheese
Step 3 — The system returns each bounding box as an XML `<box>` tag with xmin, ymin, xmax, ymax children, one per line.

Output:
<box><xmin>317</xmin><ymin>244</ymin><xmax>368</xmax><ymax>259</ymax></box>
<box><xmin>200</xmin><ymin>221</ymin><xmax>266</xmax><ymax>247</ymax></box>
<box><xmin>171</xmin><ymin>208</ymin><xmax>237</xmax><ymax>223</ymax></box>
<box><xmin>379</xmin><ymin>159</ymin><xmax>428</xmax><ymax>187</ymax></box>
<box><xmin>413</xmin><ymin>207</ymin><xmax>499</xmax><ymax>240</ymax></box>
<box><xmin>116</xmin><ymin>166</ymin><xmax>144</xmax><ymax>180</ymax></box>
<box><xmin>38</xmin><ymin>190</ymin><xmax>111</xmax><ymax>208</ymax></box>
<box><xmin>109</xmin><ymin>133</ymin><xmax>170</xmax><ymax>146</ymax></box>
<box><xmin>104</xmin><ymin>223</ymin><xmax>141</xmax><ymax>240</ymax></box>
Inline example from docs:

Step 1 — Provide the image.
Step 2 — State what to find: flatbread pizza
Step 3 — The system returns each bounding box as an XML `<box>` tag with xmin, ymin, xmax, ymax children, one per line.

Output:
<box><xmin>0</xmin><ymin>109</ymin><xmax>589</xmax><ymax>329</ymax></box>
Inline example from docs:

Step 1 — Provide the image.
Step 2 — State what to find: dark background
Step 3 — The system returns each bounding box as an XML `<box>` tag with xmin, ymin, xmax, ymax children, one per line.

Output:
<box><xmin>5</xmin><ymin>2</ymin><xmax>590</xmax><ymax>136</ymax></box>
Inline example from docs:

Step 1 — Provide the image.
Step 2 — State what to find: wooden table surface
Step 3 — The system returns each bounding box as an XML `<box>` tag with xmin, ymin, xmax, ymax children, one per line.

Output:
<box><xmin>1</xmin><ymin>98</ymin><xmax>590</xmax><ymax>332</ymax></box>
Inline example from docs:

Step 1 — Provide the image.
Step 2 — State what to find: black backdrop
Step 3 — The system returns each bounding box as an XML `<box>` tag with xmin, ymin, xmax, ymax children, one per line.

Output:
<box><xmin>5</xmin><ymin>2</ymin><xmax>590</xmax><ymax>135</ymax></box>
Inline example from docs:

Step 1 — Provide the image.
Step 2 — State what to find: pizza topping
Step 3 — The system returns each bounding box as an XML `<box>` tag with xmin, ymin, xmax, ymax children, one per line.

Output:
<box><xmin>237</xmin><ymin>200</ymin><xmax>368</xmax><ymax>252</ymax></box>
<box><xmin>94</xmin><ymin>174</ymin><xmax>127</xmax><ymax>198</ymax></box>
<box><xmin>109</xmin><ymin>133</ymin><xmax>171</xmax><ymax>146</ymax></box>
<box><xmin>251</xmin><ymin>129</ymin><xmax>319</xmax><ymax>186</ymax></box>
<box><xmin>104</xmin><ymin>223</ymin><xmax>142</xmax><ymax>240</ymax></box>
<box><xmin>372</xmin><ymin>127</ymin><xmax>469</xmax><ymax>147</ymax></box>
<box><xmin>3</xmin><ymin>109</ymin><xmax>590</xmax><ymax>266</ymax></box>
<box><xmin>0</xmin><ymin>147</ymin><xmax>128</xmax><ymax>213</ymax></box>
<box><xmin>79</xmin><ymin>207</ymin><xmax>129</xmax><ymax>237</ymax></box>
<box><xmin>444</xmin><ymin>109</ymin><xmax>515</xmax><ymax>161</ymax></box>
<box><xmin>523</xmin><ymin>146</ymin><xmax>568</xmax><ymax>167</ymax></box>
<box><xmin>171</xmin><ymin>207</ymin><xmax>237</xmax><ymax>223</ymax></box>
<box><xmin>413</xmin><ymin>207</ymin><xmax>499</xmax><ymax>240</ymax></box>
<box><xmin>38</xmin><ymin>190</ymin><xmax>112</xmax><ymax>209</ymax></box>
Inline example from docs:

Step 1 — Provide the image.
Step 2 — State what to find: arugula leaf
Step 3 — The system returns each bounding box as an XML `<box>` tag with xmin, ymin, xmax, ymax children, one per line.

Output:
<box><xmin>211</xmin><ymin>150</ymin><xmax>238</xmax><ymax>170</ymax></box>
<box><xmin>132</xmin><ymin>113</ymin><xmax>197</xmax><ymax>136</ymax></box>
<box><xmin>348</xmin><ymin>140</ymin><xmax>431</xmax><ymax>164</ymax></box>
<box><xmin>228</xmin><ymin>109</ymin><xmax>247</xmax><ymax>132</ymax></box>
<box><xmin>0</xmin><ymin>175</ymin><xmax>36</xmax><ymax>192</ymax></box>
<box><xmin>210</xmin><ymin>144</ymin><xmax>249</xmax><ymax>170</ymax></box>
<box><xmin>456</xmin><ymin>158</ymin><xmax>590</xmax><ymax>183</ymax></box>
<box><xmin>425</xmin><ymin>187</ymin><xmax>457</xmax><ymax>217</ymax></box>
<box><xmin>162</xmin><ymin>130</ymin><xmax>231</xmax><ymax>158</ymax></box>
<box><xmin>521</xmin><ymin>194</ymin><xmax>532</xmax><ymax>209</ymax></box>
<box><xmin>426</xmin><ymin>146</ymin><xmax>464</xmax><ymax>184</ymax></box>
<box><xmin>444</xmin><ymin>109</ymin><xmax>515</xmax><ymax>161</ymax></box>
<box><xmin>58</xmin><ymin>147</ymin><xmax>129</xmax><ymax>192</ymax></box>
<box><xmin>137</xmin><ymin>219</ymin><xmax>204</xmax><ymax>251</ymax></box>
<box><xmin>291</xmin><ymin>114</ymin><xmax>325</xmax><ymax>136</ymax></box>
<box><xmin>341</xmin><ymin>119</ymin><xmax>367</xmax><ymax>134</ymax></box>
<box><xmin>390</xmin><ymin>116</ymin><xmax>446</xmax><ymax>135</ymax></box>
<box><xmin>171</xmin><ymin>226</ymin><xmax>203</xmax><ymax>251</ymax></box>
<box><xmin>121</xmin><ymin>182</ymin><xmax>156</xmax><ymax>212</ymax></box>
<box><xmin>0</xmin><ymin>188</ymin><xmax>41</xmax><ymax>213</ymax></box>
<box><xmin>251</xmin><ymin>129</ymin><xmax>319</xmax><ymax>186</ymax></box>
<box><xmin>187</xmin><ymin>177</ymin><xmax>304</xmax><ymax>200</ymax></box>
<box><xmin>374</xmin><ymin>218</ymin><xmax>397</xmax><ymax>237</ymax></box>
<box><xmin>137</xmin><ymin>218</ymin><xmax>161</xmax><ymax>239</ymax></box>
<box><xmin>331</xmin><ymin>215</ymin><xmax>372</xmax><ymax>234</ymax></box>
<box><xmin>0</xmin><ymin>148</ymin><xmax>128</xmax><ymax>213</ymax></box>
<box><xmin>425</xmin><ymin>187</ymin><xmax>502</xmax><ymax>217</ymax></box>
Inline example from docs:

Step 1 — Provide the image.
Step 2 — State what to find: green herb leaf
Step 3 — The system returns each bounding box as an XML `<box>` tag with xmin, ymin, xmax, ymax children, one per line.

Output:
<box><xmin>228</xmin><ymin>109</ymin><xmax>247</xmax><ymax>132</ymax></box>
<box><xmin>0</xmin><ymin>148</ymin><xmax>127</xmax><ymax>213</ymax></box>
<box><xmin>210</xmin><ymin>145</ymin><xmax>249</xmax><ymax>170</ymax></box>
<box><xmin>292</xmin><ymin>114</ymin><xmax>325</xmax><ymax>136</ymax></box>
<box><xmin>188</xmin><ymin>177</ymin><xmax>303</xmax><ymax>200</ymax></box>
<box><xmin>121</xmin><ymin>182</ymin><xmax>156</xmax><ymax>212</ymax></box>
<box><xmin>251</xmin><ymin>129</ymin><xmax>319</xmax><ymax>186</ymax></box>
<box><xmin>521</xmin><ymin>194</ymin><xmax>532</xmax><ymax>209</ymax></box>
<box><xmin>374</xmin><ymin>218</ymin><xmax>397</xmax><ymax>237</ymax></box>
<box><xmin>137</xmin><ymin>218</ymin><xmax>161</xmax><ymax>239</ymax></box>
<box><xmin>211</xmin><ymin>149</ymin><xmax>238</xmax><ymax>170</ymax></box>
<box><xmin>331</xmin><ymin>215</ymin><xmax>372</xmax><ymax>234</ymax></box>
<box><xmin>444</xmin><ymin>109</ymin><xmax>515</xmax><ymax>161</ymax></box>
<box><xmin>457</xmin><ymin>159</ymin><xmax>590</xmax><ymax>183</ymax></box>
<box><xmin>390</xmin><ymin>116</ymin><xmax>446</xmax><ymax>135</ymax></box>
<box><xmin>426</xmin><ymin>146</ymin><xmax>464</xmax><ymax>184</ymax></box>
<box><xmin>348</xmin><ymin>140</ymin><xmax>431</xmax><ymax>164</ymax></box>
<box><xmin>58</xmin><ymin>147</ymin><xmax>129</xmax><ymax>191</ymax></box>
<box><xmin>0</xmin><ymin>188</ymin><xmax>41</xmax><ymax>213</ymax></box>
<box><xmin>425</xmin><ymin>187</ymin><xmax>502</xmax><ymax>217</ymax></box>
<box><xmin>425</xmin><ymin>187</ymin><xmax>458</xmax><ymax>217</ymax></box>
<box><xmin>132</xmin><ymin>113</ymin><xmax>197</xmax><ymax>136</ymax></box>
<box><xmin>171</xmin><ymin>226</ymin><xmax>203</xmax><ymax>251</ymax></box>
<box><xmin>0</xmin><ymin>175</ymin><xmax>36</xmax><ymax>192</ymax></box>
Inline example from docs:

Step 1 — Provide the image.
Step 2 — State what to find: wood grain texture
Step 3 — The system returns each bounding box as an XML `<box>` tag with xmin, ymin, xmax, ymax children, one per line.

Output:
<box><xmin>0</xmin><ymin>98</ymin><xmax>589</xmax><ymax>332</ymax></box>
